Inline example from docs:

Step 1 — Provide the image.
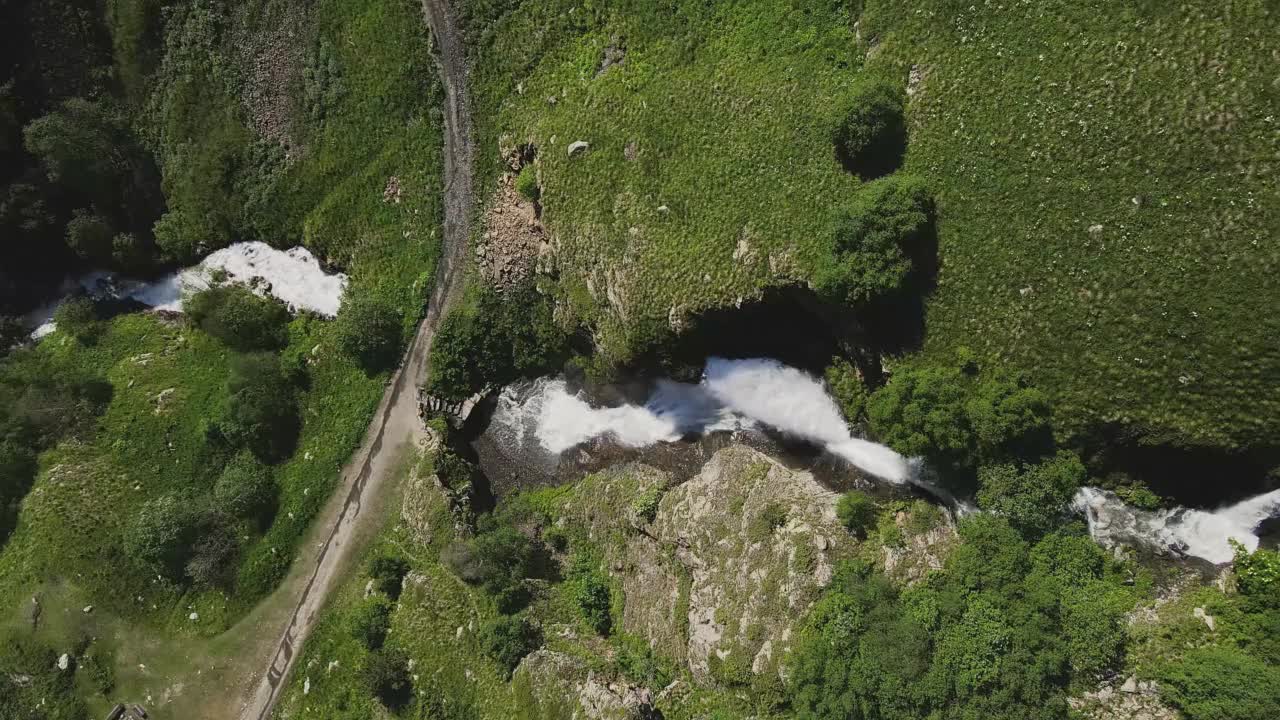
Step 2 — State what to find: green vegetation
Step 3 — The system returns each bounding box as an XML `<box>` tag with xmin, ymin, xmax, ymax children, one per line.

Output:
<box><xmin>976</xmin><ymin>451</ymin><xmax>1086</xmax><ymax>538</ymax></box>
<box><xmin>789</xmin><ymin>518</ymin><xmax>1139</xmax><ymax>719</ymax></box>
<box><xmin>515</xmin><ymin>164</ymin><xmax>540</xmax><ymax>202</ymax></box>
<box><xmin>481</xmin><ymin>615</ymin><xmax>541</xmax><ymax>676</ymax></box>
<box><xmin>352</xmin><ymin>595</ymin><xmax>393</xmax><ymax>650</ymax></box>
<box><xmin>334</xmin><ymin>294</ymin><xmax>404</xmax><ymax>373</ymax></box>
<box><xmin>1158</xmin><ymin>648</ymin><xmax>1280</xmax><ymax>720</ymax></box>
<box><xmin>427</xmin><ymin>284</ymin><xmax>572</xmax><ymax>401</ymax></box>
<box><xmin>835</xmin><ymin>491</ymin><xmax>876</xmax><ymax>538</ymax></box>
<box><xmin>567</xmin><ymin>554</ymin><xmax>613</xmax><ymax>636</ymax></box>
<box><xmin>824</xmin><ymin>357</ymin><xmax>868</xmax><ymax>426</ymax></box>
<box><xmin>363</xmin><ymin>646</ymin><xmax>414</xmax><ymax>711</ymax></box>
<box><xmin>831</xmin><ymin>77</ymin><xmax>907</xmax><ymax>179</ymax></box>
<box><xmin>51</xmin><ymin>297</ymin><xmax>101</xmax><ymax>345</ymax></box>
<box><xmin>213</xmin><ymin>451</ymin><xmax>277</xmax><ymax>524</ymax></box>
<box><xmin>186</xmin><ymin>283</ymin><xmax>291</xmax><ymax>352</ymax></box>
<box><xmin>442</xmin><ymin>521</ymin><xmax>538</xmax><ymax>614</ymax></box>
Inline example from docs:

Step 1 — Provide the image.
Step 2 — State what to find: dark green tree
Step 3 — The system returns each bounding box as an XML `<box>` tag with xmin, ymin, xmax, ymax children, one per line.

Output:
<box><xmin>334</xmin><ymin>295</ymin><xmax>402</xmax><ymax>372</ymax></box>
<box><xmin>52</xmin><ymin>296</ymin><xmax>100</xmax><ymax>344</ymax></box>
<box><xmin>813</xmin><ymin>175</ymin><xmax>933</xmax><ymax>308</ymax></box>
<box><xmin>363</xmin><ymin>646</ymin><xmax>413</xmax><ymax>711</ymax></box>
<box><xmin>480</xmin><ymin>615</ymin><xmax>541</xmax><ymax>676</ymax></box>
<box><xmin>836</xmin><ymin>490</ymin><xmax>876</xmax><ymax>538</ymax></box>
<box><xmin>218</xmin><ymin>353</ymin><xmax>299</xmax><ymax>462</ymax></box>
<box><xmin>351</xmin><ymin>596</ymin><xmax>393</xmax><ymax>650</ymax></box>
<box><xmin>832</xmin><ymin>77</ymin><xmax>907</xmax><ymax>178</ymax></box>
<box><xmin>124</xmin><ymin>493</ymin><xmax>199</xmax><ymax>580</ymax></box>
<box><xmin>976</xmin><ymin>451</ymin><xmax>1085</xmax><ymax>538</ymax></box>
<box><xmin>64</xmin><ymin>211</ymin><xmax>114</xmax><ymax>263</ymax></box>
<box><xmin>213</xmin><ymin>451</ymin><xmax>276</xmax><ymax>522</ymax></box>
<box><xmin>186</xmin><ymin>283</ymin><xmax>290</xmax><ymax>351</ymax></box>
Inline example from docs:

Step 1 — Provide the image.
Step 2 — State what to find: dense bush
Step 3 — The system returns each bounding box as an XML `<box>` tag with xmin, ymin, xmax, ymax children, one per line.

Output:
<box><xmin>370</xmin><ymin>555</ymin><xmax>410</xmax><ymax>600</ymax></box>
<box><xmin>184</xmin><ymin>509</ymin><xmax>239</xmax><ymax>588</ymax></box>
<box><xmin>836</xmin><ymin>490</ymin><xmax>876</xmax><ymax>537</ymax></box>
<box><xmin>788</xmin><ymin>518</ymin><xmax>1134</xmax><ymax>720</ymax></box>
<box><xmin>481</xmin><ymin>615</ymin><xmax>541</xmax><ymax>676</ymax></box>
<box><xmin>812</xmin><ymin>175</ymin><xmax>933</xmax><ymax>308</ymax></box>
<box><xmin>568</xmin><ymin>556</ymin><xmax>613</xmax><ymax>635</ymax></box>
<box><xmin>53</xmin><ymin>296</ymin><xmax>100</xmax><ymax>344</ymax></box>
<box><xmin>976</xmin><ymin>451</ymin><xmax>1085</xmax><ymax>538</ymax></box>
<box><xmin>124</xmin><ymin>493</ymin><xmax>200</xmax><ymax>580</ymax></box>
<box><xmin>1232</xmin><ymin>542</ymin><xmax>1280</xmax><ymax>605</ymax></box>
<box><xmin>427</xmin><ymin>284</ymin><xmax>571</xmax><ymax>401</ymax></box>
<box><xmin>352</xmin><ymin>596</ymin><xmax>393</xmax><ymax>650</ymax></box>
<box><xmin>824</xmin><ymin>357</ymin><xmax>868</xmax><ymax>425</ymax></box>
<box><xmin>217</xmin><ymin>353</ymin><xmax>300</xmax><ymax>463</ymax></box>
<box><xmin>65</xmin><ymin>211</ymin><xmax>114</xmax><ymax>263</ymax></box>
<box><xmin>831</xmin><ymin>77</ymin><xmax>906</xmax><ymax>178</ymax></box>
<box><xmin>867</xmin><ymin>362</ymin><xmax>1053</xmax><ymax>485</ymax></box>
<box><xmin>1157</xmin><ymin>647</ymin><xmax>1280</xmax><ymax>720</ymax></box>
<box><xmin>334</xmin><ymin>295</ymin><xmax>403</xmax><ymax>372</ymax></box>
<box><xmin>151</xmin><ymin>208</ymin><xmax>213</xmax><ymax>263</ymax></box>
<box><xmin>363</xmin><ymin>646</ymin><xmax>413</xmax><ymax>711</ymax></box>
<box><xmin>213</xmin><ymin>451</ymin><xmax>276</xmax><ymax>522</ymax></box>
<box><xmin>186</xmin><ymin>283</ymin><xmax>290</xmax><ymax>351</ymax></box>
<box><xmin>442</xmin><ymin>524</ymin><xmax>537</xmax><ymax>613</ymax></box>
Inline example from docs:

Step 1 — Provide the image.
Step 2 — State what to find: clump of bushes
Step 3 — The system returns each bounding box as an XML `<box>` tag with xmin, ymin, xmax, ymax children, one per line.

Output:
<box><xmin>812</xmin><ymin>174</ymin><xmax>934</xmax><ymax>308</ymax></box>
<box><xmin>334</xmin><ymin>294</ymin><xmax>403</xmax><ymax>373</ymax></box>
<box><xmin>186</xmin><ymin>282</ymin><xmax>290</xmax><ymax>351</ymax></box>
<box><xmin>631</xmin><ymin>485</ymin><xmax>663</xmax><ymax>525</ymax></box>
<box><xmin>1157</xmin><ymin>647</ymin><xmax>1280</xmax><ymax>720</ymax></box>
<box><xmin>824</xmin><ymin>357</ymin><xmax>868</xmax><ymax>425</ymax></box>
<box><xmin>866</xmin><ymin>358</ymin><xmax>1053</xmax><ymax>487</ymax></box>
<box><xmin>976</xmin><ymin>451</ymin><xmax>1085</xmax><ymax>538</ymax></box>
<box><xmin>53</xmin><ymin>296</ymin><xmax>101</xmax><ymax>344</ymax></box>
<box><xmin>832</xmin><ymin>77</ymin><xmax>907</xmax><ymax>178</ymax></box>
<box><xmin>351</xmin><ymin>596</ymin><xmax>393</xmax><ymax>650</ymax></box>
<box><xmin>481</xmin><ymin>615</ymin><xmax>541</xmax><ymax>676</ymax></box>
<box><xmin>788</xmin><ymin>517</ymin><xmax>1136</xmax><ymax>720</ymax></box>
<box><xmin>442</xmin><ymin>523</ymin><xmax>537</xmax><ymax>613</ymax></box>
<box><xmin>568</xmin><ymin>555</ymin><xmax>613</xmax><ymax>636</ymax></box>
<box><xmin>213</xmin><ymin>451</ymin><xmax>277</xmax><ymax>524</ymax></box>
<box><xmin>370</xmin><ymin>554</ymin><xmax>410</xmax><ymax>600</ymax></box>
<box><xmin>427</xmin><ymin>284</ymin><xmax>571</xmax><ymax>401</ymax></box>
<box><xmin>124</xmin><ymin>492</ymin><xmax>240</xmax><ymax>588</ymax></box>
<box><xmin>836</xmin><ymin>490</ymin><xmax>876</xmax><ymax>538</ymax></box>
<box><xmin>363</xmin><ymin>646</ymin><xmax>413</xmax><ymax>711</ymax></box>
<box><xmin>216</xmin><ymin>352</ymin><xmax>300</xmax><ymax>463</ymax></box>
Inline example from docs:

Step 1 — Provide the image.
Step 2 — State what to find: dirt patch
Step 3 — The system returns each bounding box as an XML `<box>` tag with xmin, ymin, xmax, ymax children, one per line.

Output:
<box><xmin>476</xmin><ymin>175</ymin><xmax>545</xmax><ymax>289</ymax></box>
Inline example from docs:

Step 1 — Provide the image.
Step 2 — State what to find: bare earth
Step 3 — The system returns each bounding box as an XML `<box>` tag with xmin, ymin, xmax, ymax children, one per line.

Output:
<box><xmin>229</xmin><ymin>1</ymin><xmax>475</xmax><ymax>718</ymax></box>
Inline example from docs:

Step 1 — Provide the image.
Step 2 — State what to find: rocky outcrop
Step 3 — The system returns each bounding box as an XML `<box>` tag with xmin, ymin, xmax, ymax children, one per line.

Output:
<box><xmin>513</xmin><ymin>650</ymin><xmax>659</xmax><ymax>720</ymax></box>
<box><xmin>476</xmin><ymin>174</ymin><xmax>545</xmax><ymax>290</ymax></box>
<box><xmin>588</xmin><ymin>445</ymin><xmax>851</xmax><ymax>682</ymax></box>
<box><xmin>1069</xmin><ymin>675</ymin><xmax>1178</xmax><ymax>720</ymax></box>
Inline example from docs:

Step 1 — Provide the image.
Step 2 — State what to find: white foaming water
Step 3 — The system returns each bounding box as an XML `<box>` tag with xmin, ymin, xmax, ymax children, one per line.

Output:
<box><xmin>491</xmin><ymin>357</ymin><xmax>912</xmax><ymax>483</ymax></box>
<box><xmin>25</xmin><ymin>242</ymin><xmax>347</xmax><ymax>337</ymax></box>
<box><xmin>1073</xmin><ymin>487</ymin><xmax>1280</xmax><ymax>564</ymax></box>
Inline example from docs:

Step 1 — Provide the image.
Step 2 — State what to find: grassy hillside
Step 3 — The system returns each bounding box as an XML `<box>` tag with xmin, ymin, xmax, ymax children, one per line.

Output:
<box><xmin>463</xmin><ymin>0</ymin><xmax>1279</xmax><ymax>472</ymax></box>
<box><xmin>0</xmin><ymin>0</ymin><xmax>443</xmax><ymax>714</ymax></box>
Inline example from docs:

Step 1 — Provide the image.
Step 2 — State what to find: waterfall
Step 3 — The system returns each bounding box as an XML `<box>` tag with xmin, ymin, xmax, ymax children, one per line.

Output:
<box><xmin>24</xmin><ymin>242</ymin><xmax>347</xmax><ymax>338</ymax></box>
<box><xmin>489</xmin><ymin>356</ymin><xmax>1278</xmax><ymax>564</ymax></box>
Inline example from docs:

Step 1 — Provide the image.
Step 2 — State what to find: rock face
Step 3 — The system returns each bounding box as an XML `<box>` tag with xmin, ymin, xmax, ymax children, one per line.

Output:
<box><xmin>477</xmin><ymin>174</ymin><xmax>544</xmax><ymax>290</ymax></box>
<box><xmin>586</xmin><ymin>445</ymin><xmax>849</xmax><ymax>682</ymax></box>
<box><xmin>514</xmin><ymin>650</ymin><xmax>659</xmax><ymax>719</ymax></box>
<box><xmin>1070</xmin><ymin>675</ymin><xmax>1177</xmax><ymax>720</ymax></box>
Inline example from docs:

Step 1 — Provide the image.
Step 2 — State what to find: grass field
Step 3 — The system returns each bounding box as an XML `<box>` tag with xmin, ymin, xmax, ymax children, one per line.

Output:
<box><xmin>464</xmin><ymin>0</ymin><xmax>1279</xmax><ymax>465</ymax></box>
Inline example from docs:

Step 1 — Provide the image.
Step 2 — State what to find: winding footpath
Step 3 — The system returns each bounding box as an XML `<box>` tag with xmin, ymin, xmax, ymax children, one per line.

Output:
<box><xmin>234</xmin><ymin>1</ymin><xmax>474</xmax><ymax>717</ymax></box>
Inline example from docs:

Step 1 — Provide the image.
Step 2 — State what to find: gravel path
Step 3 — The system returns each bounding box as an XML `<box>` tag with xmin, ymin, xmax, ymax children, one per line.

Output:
<box><xmin>233</xmin><ymin>1</ymin><xmax>474</xmax><ymax>717</ymax></box>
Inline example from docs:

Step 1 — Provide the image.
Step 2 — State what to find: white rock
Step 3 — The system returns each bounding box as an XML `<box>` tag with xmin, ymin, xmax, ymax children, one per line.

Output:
<box><xmin>188</xmin><ymin>612</ymin><xmax>199</xmax><ymax>621</ymax></box>
<box><xmin>303</xmin><ymin>677</ymin><xmax>311</xmax><ymax>695</ymax></box>
<box><xmin>1193</xmin><ymin>606</ymin><xmax>1217</xmax><ymax>631</ymax></box>
<box><xmin>364</xmin><ymin>580</ymin><xmax>375</xmax><ymax>598</ymax></box>
<box><xmin>57</xmin><ymin>653</ymin><xmax>70</xmax><ymax>671</ymax></box>
<box><xmin>82</xmin><ymin>605</ymin><xmax>93</xmax><ymax>614</ymax></box>
<box><xmin>567</xmin><ymin>140</ymin><xmax>590</xmax><ymax>157</ymax></box>
<box><xmin>1120</xmin><ymin>675</ymin><xmax>1138</xmax><ymax>693</ymax></box>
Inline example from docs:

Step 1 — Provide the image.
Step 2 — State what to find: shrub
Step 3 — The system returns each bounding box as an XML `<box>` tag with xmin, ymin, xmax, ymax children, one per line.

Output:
<box><xmin>481</xmin><ymin>615</ymin><xmax>541</xmax><ymax>676</ymax></box>
<box><xmin>824</xmin><ymin>357</ymin><xmax>868</xmax><ymax>425</ymax></box>
<box><xmin>631</xmin><ymin>486</ymin><xmax>663</xmax><ymax>525</ymax></box>
<box><xmin>569</xmin><ymin>556</ymin><xmax>613</xmax><ymax>635</ymax></box>
<box><xmin>748</xmin><ymin>502</ymin><xmax>789</xmax><ymax>542</ymax></box>
<box><xmin>352</xmin><ymin>596</ymin><xmax>393</xmax><ymax>650</ymax></box>
<box><xmin>65</xmin><ymin>212</ymin><xmax>114</xmax><ymax>263</ymax></box>
<box><xmin>184</xmin><ymin>509</ymin><xmax>239</xmax><ymax>588</ymax></box>
<box><xmin>428</xmin><ymin>284</ymin><xmax>570</xmax><ymax>401</ymax></box>
<box><xmin>213</xmin><ymin>451</ymin><xmax>276</xmax><ymax>522</ymax></box>
<box><xmin>218</xmin><ymin>353</ymin><xmax>300</xmax><ymax>462</ymax></box>
<box><xmin>186</xmin><ymin>283</ymin><xmax>290</xmax><ymax>351</ymax></box>
<box><xmin>334</xmin><ymin>295</ymin><xmax>403</xmax><ymax>372</ymax></box>
<box><xmin>836</xmin><ymin>490</ymin><xmax>876</xmax><ymax>537</ymax></box>
<box><xmin>442</xmin><ymin>524</ymin><xmax>536</xmax><ymax>613</ymax></box>
<box><xmin>152</xmin><ymin>208</ymin><xmax>213</xmax><ymax>263</ymax></box>
<box><xmin>111</xmin><ymin>232</ymin><xmax>149</xmax><ymax>271</ymax></box>
<box><xmin>1232</xmin><ymin>541</ymin><xmax>1280</xmax><ymax>606</ymax></box>
<box><xmin>53</xmin><ymin>297</ymin><xmax>100</xmax><ymax>344</ymax></box>
<box><xmin>831</xmin><ymin>77</ymin><xmax>907</xmax><ymax>178</ymax></box>
<box><xmin>812</xmin><ymin>175</ymin><xmax>933</xmax><ymax>308</ymax></box>
<box><xmin>515</xmin><ymin>165</ymin><xmax>540</xmax><ymax>202</ymax></box>
<box><xmin>976</xmin><ymin>451</ymin><xmax>1085</xmax><ymax>538</ymax></box>
<box><xmin>125</xmin><ymin>493</ymin><xmax>199</xmax><ymax>580</ymax></box>
<box><xmin>435</xmin><ymin>450</ymin><xmax>476</xmax><ymax>492</ymax></box>
<box><xmin>1158</xmin><ymin>647</ymin><xmax>1280</xmax><ymax>720</ymax></box>
<box><xmin>370</xmin><ymin>555</ymin><xmax>410</xmax><ymax>600</ymax></box>
<box><xmin>363</xmin><ymin>646</ymin><xmax>413</xmax><ymax>711</ymax></box>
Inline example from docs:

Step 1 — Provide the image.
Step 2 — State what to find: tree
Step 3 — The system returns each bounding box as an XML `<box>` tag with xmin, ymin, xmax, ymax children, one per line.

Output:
<box><xmin>832</xmin><ymin>77</ymin><xmax>907</xmax><ymax>178</ymax></box>
<box><xmin>369</xmin><ymin>555</ymin><xmax>410</xmax><ymax>600</ymax></box>
<box><xmin>481</xmin><ymin>615</ymin><xmax>540</xmax><ymax>676</ymax></box>
<box><xmin>184</xmin><ymin>509</ymin><xmax>239</xmax><ymax>588</ymax></box>
<box><xmin>186</xmin><ymin>283</ymin><xmax>290</xmax><ymax>351</ymax></box>
<box><xmin>218</xmin><ymin>353</ymin><xmax>299</xmax><ymax>462</ymax></box>
<box><xmin>867</xmin><ymin>364</ymin><xmax>975</xmax><ymax>474</ymax></box>
<box><xmin>125</xmin><ymin>493</ymin><xmax>199</xmax><ymax>580</ymax></box>
<box><xmin>976</xmin><ymin>451</ymin><xmax>1085</xmax><ymax>538</ymax></box>
<box><xmin>363</xmin><ymin>646</ymin><xmax>413</xmax><ymax>711</ymax></box>
<box><xmin>442</xmin><ymin>524</ymin><xmax>537</xmax><ymax>613</ymax></box>
<box><xmin>65</xmin><ymin>211</ymin><xmax>114</xmax><ymax>263</ymax></box>
<box><xmin>568</xmin><ymin>556</ymin><xmax>612</xmax><ymax>635</ymax></box>
<box><xmin>152</xmin><ymin>208</ymin><xmax>213</xmax><ymax>263</ymax></box>
<box><xmin>213</xmin><ymin>451</ymin><xmax>276</xmax><ymax>522</ymax></box>
<box><xmin>351</xmin><ymin>596</ymin><xmax>393</xmax><ymax>650</ymax></box>
<box><xmin>23</xmin><ymin>98</ymin><xmax>127</xmax><ymax>197</ymax></box>
<box><xmin>334</xmin><ymin>295</ymin><xmax>402</xmax><ymax>372</ymax></box>
<box><xmin>812</xmin><ymin>175</ymin><xmax>934</xmax><ymax>308</ymax></box>
<box><xmin>53</xmin><ymin>296</ymin><xmax>100</xmax><ymax>344</ymax></box>
<box><xmin>836</xmin><ymin>491</ymin><xmax>876</xmax><ymax>538</ymax></box>
<box><xmin>966</xmin><ymin>377</ymin><xmax>1053</xmax><ymax>462</ymax></box>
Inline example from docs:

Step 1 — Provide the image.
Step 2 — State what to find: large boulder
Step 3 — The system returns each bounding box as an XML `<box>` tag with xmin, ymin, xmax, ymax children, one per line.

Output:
<box><xmin>513</xmin><ymin>650</ymin><xmax>659</xmax><ymax>720</ymax></box>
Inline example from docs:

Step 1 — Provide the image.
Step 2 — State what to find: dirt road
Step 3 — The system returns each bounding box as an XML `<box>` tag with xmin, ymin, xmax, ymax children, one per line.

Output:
<box><xmin>233</xmin><ymin>1</ymin><xmax>474</xmax><ymax>718</ymax></box>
